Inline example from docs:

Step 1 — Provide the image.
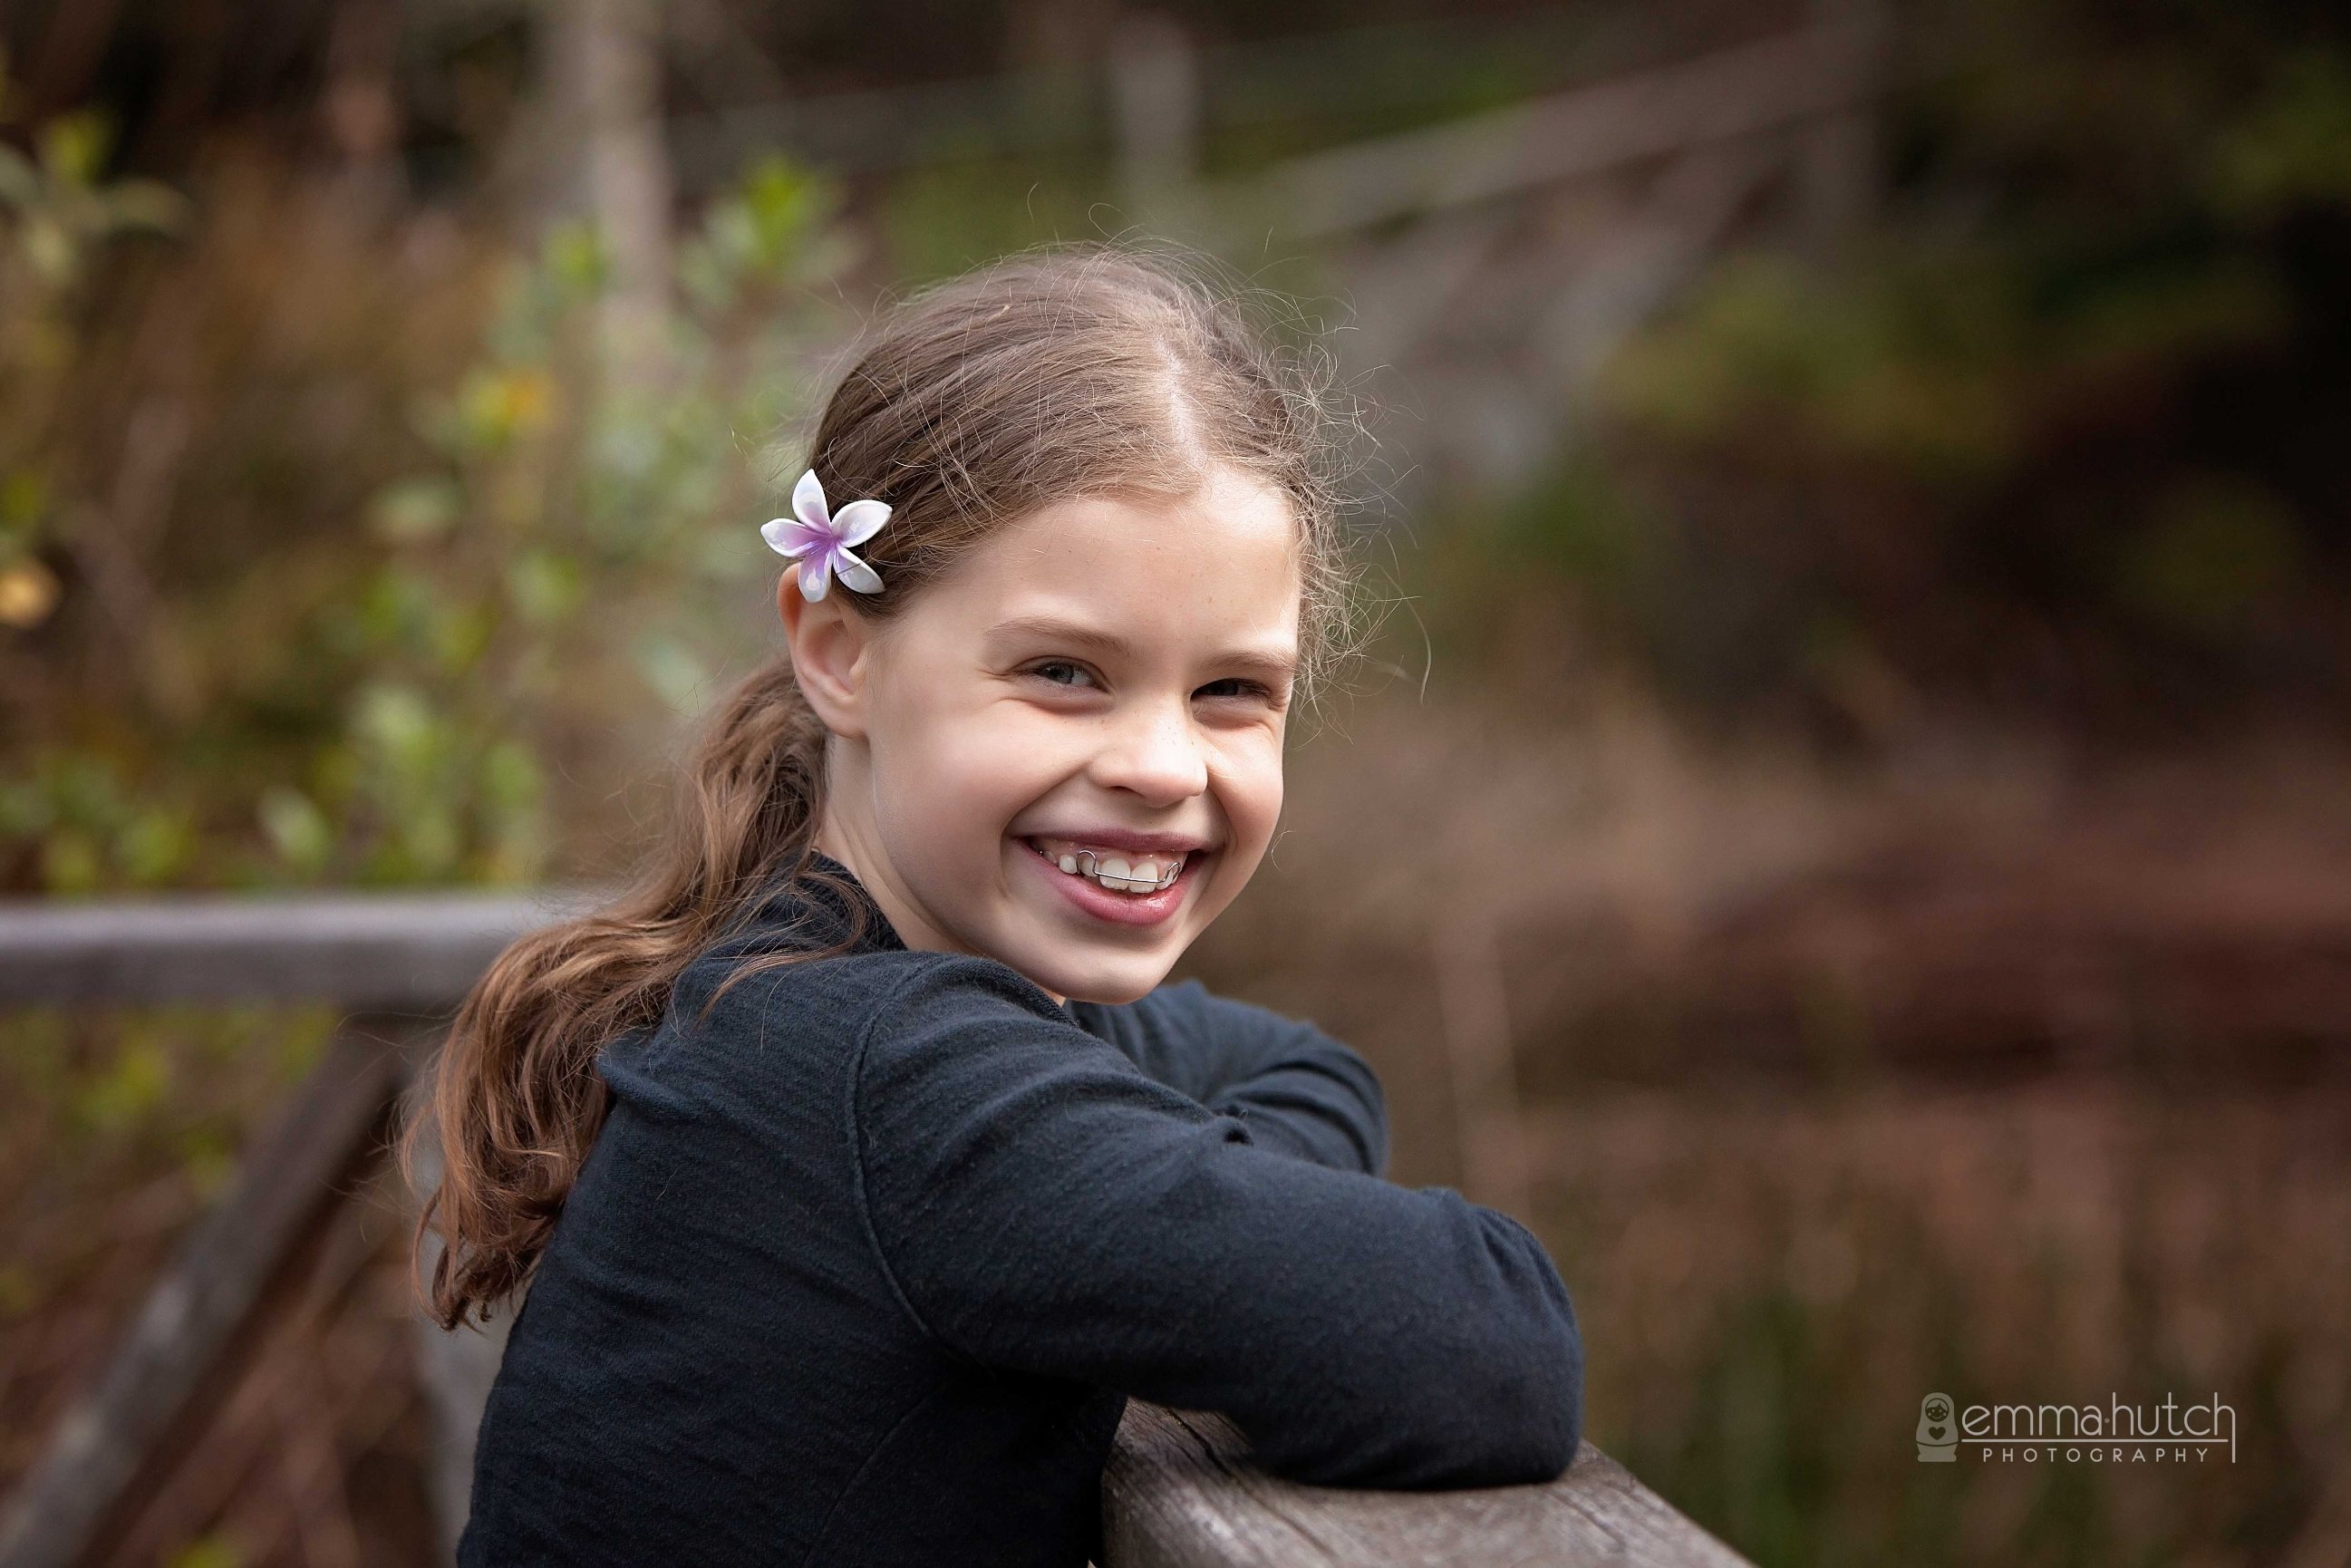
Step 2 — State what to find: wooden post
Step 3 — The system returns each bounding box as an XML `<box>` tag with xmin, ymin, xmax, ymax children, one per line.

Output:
<box><xmin>0</xmin><ymin>891</ymin><xmax>599</xmax><ymax>1567</ymax></box>
<box><xmin>0</xmin><ymin>1014</ymin><xmax>438</xmax><ymax>1568</ymax></box>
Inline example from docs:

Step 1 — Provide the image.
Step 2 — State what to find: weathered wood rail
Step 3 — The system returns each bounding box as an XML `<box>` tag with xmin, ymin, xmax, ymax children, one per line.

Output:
<box><xmin>1108</xmin><ymin>1405</ymin><xmax>1751</xmax><ymax>1568</ymax></box>
<box><xmin>0</xmin><ymin>893</ymin><xmax>1751</xmax><ymax>1568</ymax></box>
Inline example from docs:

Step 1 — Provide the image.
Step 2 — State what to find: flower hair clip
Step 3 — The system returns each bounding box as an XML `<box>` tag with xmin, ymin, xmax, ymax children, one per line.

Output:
<box><xmin>761</xmin><ymin>469</ymin><xmax>891</xmax><ymax>603</ymax></box>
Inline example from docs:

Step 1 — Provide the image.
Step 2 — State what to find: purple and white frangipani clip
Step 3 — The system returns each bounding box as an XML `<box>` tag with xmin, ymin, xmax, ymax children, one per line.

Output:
<box><xmin>761</xmin><ymin>469</ymin><xmax>890</xmax><ymax>603</ymax></box>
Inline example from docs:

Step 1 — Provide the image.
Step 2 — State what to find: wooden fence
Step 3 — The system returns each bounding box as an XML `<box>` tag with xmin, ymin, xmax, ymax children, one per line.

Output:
<box><xmin>0</xmin><ymin>893</ymin><xmax>1752</xmax><ymax>1568</ymax></box>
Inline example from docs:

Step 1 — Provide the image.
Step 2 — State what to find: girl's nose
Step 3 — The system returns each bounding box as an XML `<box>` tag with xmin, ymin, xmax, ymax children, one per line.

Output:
<box><xmin>1090</xmin><ymin>698</ymin><xmax>1209</xmax><ymax>805</ymax></box>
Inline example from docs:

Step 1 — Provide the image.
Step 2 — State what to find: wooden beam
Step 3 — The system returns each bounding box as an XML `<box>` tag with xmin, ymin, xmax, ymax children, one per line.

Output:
<box><xmin>1533</xmin><ymin>137</ymin><xmax>1780</xmax><ymax>397</ymax></box>
<box><xmin>0</xmin><ymin>1014</ymin><xmax>438</xmax><ymax>1568</ymax></box>
<box><xmin>1103</xmin><ymin>1403</ymin><xmax>1753</xmax><ymax>1567</ymax></box>
<box><xmin>0</xmin><ymin>888</ymin><xmax>610</xmax><ymax>1008</ymax></box>
<box><xmin>1225</xmin><ymin>21</ymin><xmax>1879</xmax><ymax>241</ymax></box>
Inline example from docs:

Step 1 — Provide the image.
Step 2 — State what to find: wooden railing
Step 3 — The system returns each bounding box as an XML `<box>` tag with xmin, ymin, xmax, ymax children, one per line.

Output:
<box><xmin>0</xmin><ymin>893</ymin><xmax>1752</xmax><ymax>1568</ymax></box>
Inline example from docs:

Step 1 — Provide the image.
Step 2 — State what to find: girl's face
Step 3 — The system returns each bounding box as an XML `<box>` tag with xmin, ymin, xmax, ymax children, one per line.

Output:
<box><xmin>780</xmin><ymin>465</ymin><xmax>1301</xmax><ymax>1005</ymax></box>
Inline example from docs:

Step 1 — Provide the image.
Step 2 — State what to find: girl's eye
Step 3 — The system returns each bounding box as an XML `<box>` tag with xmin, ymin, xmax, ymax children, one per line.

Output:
<box><xmin>1028</xmin><ymin>660</ymin><xmax>1098</xmax><ymax>689</ymax></box>
<box><xmin>1195</xmin><ymin>678</ymin><xmax>1276</xmax><ymax>703</ymax></box>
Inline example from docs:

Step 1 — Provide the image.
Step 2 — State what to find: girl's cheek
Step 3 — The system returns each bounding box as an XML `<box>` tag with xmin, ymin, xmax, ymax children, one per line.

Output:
<box><xmin>963</xmin><ymin>726</ymin><xmax>1077</xmax><ymax>800</ymax></box>
<box><xmin>1214</xmin><ymin>745</ymin><xmax>1283</xmax><ymax>842</ymax></box>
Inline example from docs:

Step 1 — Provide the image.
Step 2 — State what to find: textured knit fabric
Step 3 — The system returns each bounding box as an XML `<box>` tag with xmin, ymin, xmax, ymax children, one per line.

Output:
<box><xmin>456</xmin><ymin>854</ymin><xmax>1582</xmax><ymax>1567</ymax></box>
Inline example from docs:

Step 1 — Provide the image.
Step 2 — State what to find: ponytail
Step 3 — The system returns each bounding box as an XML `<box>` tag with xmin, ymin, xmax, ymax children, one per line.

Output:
<box><xmin>407</xmin><ymin>657</ymin><xmax>865</xmax><ymax>1328</ymax></box>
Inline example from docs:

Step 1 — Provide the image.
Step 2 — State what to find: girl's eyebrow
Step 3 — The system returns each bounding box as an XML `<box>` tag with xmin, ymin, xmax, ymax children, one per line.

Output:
<box><xmin>985</xmin><ymin>614</ymin><xmax>1298</xmax><ymax>683</ymax></box>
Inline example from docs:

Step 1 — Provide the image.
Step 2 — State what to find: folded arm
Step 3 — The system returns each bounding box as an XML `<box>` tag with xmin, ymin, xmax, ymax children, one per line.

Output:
<box><xmin>855</xmin><ymin>960</ymin><xmax>1581</xmax><ymax>1490</ymax></box>
<box><xmin>1082</xmin><ymin>978</ymin><xmax>1389</xmax><ymax>1177</ymax></box>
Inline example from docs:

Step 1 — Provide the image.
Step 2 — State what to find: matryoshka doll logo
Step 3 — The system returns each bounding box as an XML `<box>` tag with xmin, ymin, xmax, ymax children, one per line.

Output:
<box><xmin>1917</xmin><ymin>1392</ymin><xmax>1958</xmax><ymax>1461</ymax></box>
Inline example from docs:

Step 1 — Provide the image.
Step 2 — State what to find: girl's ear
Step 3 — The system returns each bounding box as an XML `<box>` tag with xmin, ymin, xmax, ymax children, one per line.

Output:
<box><xmin>776</xmin><ymin>567</ymin><xmax>874</xmax><ymax>740</ymax></box>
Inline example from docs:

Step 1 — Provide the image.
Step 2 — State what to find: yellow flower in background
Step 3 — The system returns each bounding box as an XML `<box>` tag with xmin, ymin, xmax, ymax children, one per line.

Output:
<box><xmin>497</xmin><ymin>369</ymin><xmax>554</xmax><ymax>429</ymax></box>
<box><xmin>457</xmin><ymin>366</ymin><xmax>557</xmax><ymax>450</ymax></box>
<box><xmin>0</xmin><ymin>558</ymin><xmax>59</xmax><ymax>627</ymax></box>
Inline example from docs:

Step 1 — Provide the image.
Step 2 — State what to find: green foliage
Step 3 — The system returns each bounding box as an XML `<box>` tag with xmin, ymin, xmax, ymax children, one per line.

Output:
<box><xmin>295</xmin><ymin>160</ymin><xmax>854</xmax><ymax>886</ymax></box>
<box><xmin>0</xmin><ymin>752</ymin><xmax>198</xmax><ymax>892</ymax></box>
<box><xmin>166</xmin><ymin>1538</ymin><xmax>244</xmax><ymax>1568</ymax></box>
<box><xmin>0</xmin><ymin>108</ymin><xmax>185</xmax><ymax>289</ymax></box>
<box><xmin>1</xmin><ymin>148</ymin><xmax>855</xmax><ymax>892</ymax></box>
<box><xmin>0</xmin><ymin>77</ymin><xmax>183</xmax><ymax>636</ymax></box>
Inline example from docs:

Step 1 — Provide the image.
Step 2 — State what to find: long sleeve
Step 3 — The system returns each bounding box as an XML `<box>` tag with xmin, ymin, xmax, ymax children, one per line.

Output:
<box><xmin>1079</xmin><ymin>979</ymin><xmax>1389</xmax><ymax>1177</ymax></box>
<box><xmin>852</xmin><ymin>959</ymin><xmax>1582</xmax><ymax>1491</ymax></box>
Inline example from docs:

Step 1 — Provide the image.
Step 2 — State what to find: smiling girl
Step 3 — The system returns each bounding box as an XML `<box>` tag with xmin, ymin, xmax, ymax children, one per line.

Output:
<box><xmin>414</xmin><ymin>244</ymin><xmax>1583</xmax><ymax>1567</ymax></box>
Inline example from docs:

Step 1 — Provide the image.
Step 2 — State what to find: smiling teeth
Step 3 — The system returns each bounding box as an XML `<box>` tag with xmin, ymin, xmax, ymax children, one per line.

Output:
<box><xmin>1035</xmin><ymin>841</ymin><xmax>1185</xmax><ymax>894</ymax></box>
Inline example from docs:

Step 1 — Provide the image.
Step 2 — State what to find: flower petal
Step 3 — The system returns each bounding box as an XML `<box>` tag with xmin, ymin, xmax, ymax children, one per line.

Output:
<box><xmin>830</xmin><ymin>498</ymin><xmax>892</xmax><ymax>547</ymax></box>
<box><xmin>832</xmin><ymin>547</ymin><xmax>884</xmax><ymax>595</ymax></box>
<box><xmin>797</xmin><ymin>553</ymin><xmax>833</xmax><ymax>601</ymax></box>
<box><xmin>792</xmin><ymin>468</ymin><xmax>830</xmax><ymax>531</ymax></box>
<box><xmin>762</xmin><ymin>518</ymin><xmax>827</xmax><ymax>557</ymax></box>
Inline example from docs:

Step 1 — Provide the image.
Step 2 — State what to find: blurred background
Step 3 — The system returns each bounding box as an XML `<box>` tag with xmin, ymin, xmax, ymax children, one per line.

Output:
<box><xmin>3</xmin><ymin>0</ymin><xmax>2348</xmax><ymax>1563</ymax></box>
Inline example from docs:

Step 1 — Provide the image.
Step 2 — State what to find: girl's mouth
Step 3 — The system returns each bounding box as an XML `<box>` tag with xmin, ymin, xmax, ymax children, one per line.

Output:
<box><xmin>1018</xmin><ymin>836</ymin><xmax>1200</xmax><ymax>926</ymax></box>
<box><xmin>1027</xmin><ymin>835</ymin><xmax>1185</xmax><ymax>892</ymax></box>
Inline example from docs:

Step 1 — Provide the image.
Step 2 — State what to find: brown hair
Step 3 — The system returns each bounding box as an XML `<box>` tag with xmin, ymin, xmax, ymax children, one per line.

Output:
<box><xmin>406</xmin><ymin>240</ymin><xmax>1369</xmax><ymax>1329</ymax></box>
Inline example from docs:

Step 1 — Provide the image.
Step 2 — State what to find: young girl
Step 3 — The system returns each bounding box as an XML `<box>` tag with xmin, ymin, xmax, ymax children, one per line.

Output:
<box><xmin>414</xmin><ymin>244</ymin><xmax>1582</xmax><ymax>1567</ymax></box>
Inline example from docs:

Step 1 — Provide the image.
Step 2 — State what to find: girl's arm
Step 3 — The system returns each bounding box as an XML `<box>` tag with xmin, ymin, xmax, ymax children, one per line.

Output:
<box><xmin>1080</xmin><ymin>979</ymin><xmax>1388</xmax><ymax>1177</ymax></box>
<box><xmin>853</xmin><ymin>958</ymin><xmax>1582</xmax><ymax>1491</ymax></box>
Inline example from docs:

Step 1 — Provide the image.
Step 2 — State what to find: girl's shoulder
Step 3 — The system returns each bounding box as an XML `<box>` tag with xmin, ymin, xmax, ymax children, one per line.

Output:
<box><xmin>602</xmin><ymin>947</ymin><xmax>1073</xmax><ymax>1134</ymax></box>
<box><xmin>666</xmin><ymin>942</ymin><xmax>1070</xmax><ymax>1067</ymax></box>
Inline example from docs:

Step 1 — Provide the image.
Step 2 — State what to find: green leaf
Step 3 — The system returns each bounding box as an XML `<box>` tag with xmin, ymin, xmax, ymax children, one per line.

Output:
<box><xmin>258</xmin><ymin>785</ymin><xmax>334</xmax><ymax>876</ymax></box>
<box><xmin>21</xmin><ymin>213</ymin><xmax>76</xmax><ymax>286</ymax></box>
<box><xmin>542</xmin><ymin>218</ymin><xmax>609</xmax><ymax>298</ymax></box>
<box><xmin>115</xmin><ymin>808</ymin><xmax>193</xmax><ymax>885</ymax></box>
<box><xmin>0</xmin><ymin>145</ymin><xmax>39</xmax><ymax>208</ymax></box>
<box><xmin>368</xmin><ymin>476</ymin><xmax>465</xmax><ymax>545</ymax></box>
<box><xmin>36</xmin><ymin>111</ymin><xmax>111</xmax><ymax>186</ymax></box>
<box><xmin>76</xmin><ymin>1040</ymin><xmax>169</xmax><ymax>1132</ymax></box>
<box><xmin>508</xmin><ymin>547</ymin><xmax>583</xmax><ymax>625</ymax></box>
<box><xmin>102</xmin><ymin>178</ymin><xmax>189</xmax><ymax>236</ymax></box>
<box><xmin>169</xmin><ymin>1535</ymin><xmax>246</xmax><ymax>1568</ymax></box>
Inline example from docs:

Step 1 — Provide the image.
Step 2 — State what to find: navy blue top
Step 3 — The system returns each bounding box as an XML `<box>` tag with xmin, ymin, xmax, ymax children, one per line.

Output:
<box><xmin>458</xmin><ymin>853</ymin><xmax>1582</xmax><ymax>1567</ymax></box>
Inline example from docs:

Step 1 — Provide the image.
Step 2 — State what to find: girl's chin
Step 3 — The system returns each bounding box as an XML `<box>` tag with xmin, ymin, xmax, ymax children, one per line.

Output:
<box><xmin>1027</xmin><ymin>967</ymin><xmax>1165</xmax><ymax>1009</ymax></box>
<box><xmin>1002</xmin><ymin>914</ymin><xmax>1184</xmax><ymax>996</ymax></box>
